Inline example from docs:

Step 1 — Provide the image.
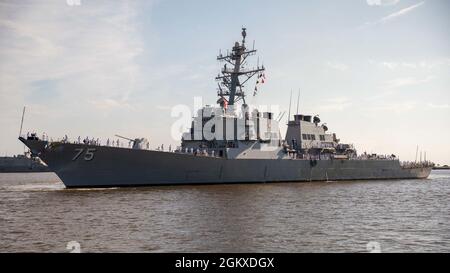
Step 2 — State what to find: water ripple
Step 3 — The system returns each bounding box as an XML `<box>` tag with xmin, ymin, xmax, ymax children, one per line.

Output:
<box><xmin>0</xmin><ymin>171</ymin><xmax>449</xmax><ymax>252</ymax></box>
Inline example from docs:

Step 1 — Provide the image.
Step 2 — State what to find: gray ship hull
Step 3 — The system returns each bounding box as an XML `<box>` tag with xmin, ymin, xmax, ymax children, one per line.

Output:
<box><xmin>20</xmin><ymin>138</ymin><xmax>431</xmax><ymax>188</ymax></box>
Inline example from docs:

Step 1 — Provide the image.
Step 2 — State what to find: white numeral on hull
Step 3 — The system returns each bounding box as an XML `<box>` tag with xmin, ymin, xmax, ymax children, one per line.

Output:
<box><xmin>72</xmin><ymin>148</ymin><xmax>96</xmax><ymax>161</ymax></box>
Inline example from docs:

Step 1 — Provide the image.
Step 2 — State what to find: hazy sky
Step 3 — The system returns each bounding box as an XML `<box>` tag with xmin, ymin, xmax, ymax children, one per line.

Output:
<box><xmin>0</xmin><ymin>0</ymin><xmax>449</xmax><ymax>164</ymax></box>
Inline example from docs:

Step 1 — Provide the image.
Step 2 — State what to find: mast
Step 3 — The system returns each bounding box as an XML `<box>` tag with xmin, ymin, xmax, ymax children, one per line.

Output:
<box><xmin>288</xmin><ymin>90</ymin><xmax>293</xmax><ymax>122</ymax></box>
<box><xmin>19</xmin><ymin>106</ymin><xmax>26</xmax><ymax>137</ymax></box>
<box><xmin>415</xmin><ymin>145</ymin><xmax>419</xmax><ymax>163</ymax></box>
<box><xmin>216</xmin><ymin>28</ymin><xmax>265</xmax><ymax>107</ymax></box>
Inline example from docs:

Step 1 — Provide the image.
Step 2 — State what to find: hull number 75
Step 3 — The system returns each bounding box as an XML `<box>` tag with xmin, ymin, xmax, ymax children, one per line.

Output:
<box><xmin>72</xmin><ymin>148</ymin><xmax>96</xmax><ymax>161</ymax></box>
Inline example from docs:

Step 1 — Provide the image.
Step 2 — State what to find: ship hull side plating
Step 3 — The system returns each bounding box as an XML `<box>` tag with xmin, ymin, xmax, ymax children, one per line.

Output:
<box><xmin>20</xmin><ymin>139</ymin><xmax>431</xmax><ymax>188</ymax></box>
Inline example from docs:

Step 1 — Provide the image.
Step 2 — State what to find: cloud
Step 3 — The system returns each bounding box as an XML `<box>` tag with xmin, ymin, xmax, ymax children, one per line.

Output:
<box><xmin>156</xmin><ymin>105</ymin><xmax>173</xmax><ymax>111</ymax></box>
<box><xmin>379</xmin><ymin>1</ymin><xmax>425</xmax><ymax>23</ymax></box>
<box><xmin>366</xmin><ymin>0</ymin><xmax>400</xmax><ymax>6</ymax></box>
<box><xmin>88</xmin><ymin>99</ymin><xmax>133</xmax><ymax>110</ymax></box>
<box><xmin>325</xmin><ymin>61</ymin><xmax>349</xmax><ymax>71</ymax></box>
<box><xmin>369</xmin><ymin>59</ymin><xmax>450</xmax><ymax>70</ymax></box>
<box><xmin>380</xmin><ymin>62</ymin><xmax>419</xmax><ymax>69</ymax></box>
<box><xmin>428</xmin><ymin>103</ymin><xmax>450</xmax><ymax>109</ymax></box>
<box><xmin>361</xmin><ymin>1</ymin><xmax>425</xmax><ymax>28</ymax></box>
<box><xmin>372</xmin><ymin>102</ymin><xmax>449</xmax><ymax>113</ymax></box>
<box><xmin>318</xmin><ymin>98</ymin><xmax>352</xmax><ymax>112</ymax></box>
<box><xmin>0</xmin><ymin>1</ymin><xmax>147</xmax><ymax>115</ymax></box>
<box><xmin>369</xmin><ymin>101</ymin><xmax>418</xmax><ymax>113</ymax></box>
<box><xmin>383</xmin><ymin>76</ymin><xmax>435</xmax><ymax>89</ymax></box>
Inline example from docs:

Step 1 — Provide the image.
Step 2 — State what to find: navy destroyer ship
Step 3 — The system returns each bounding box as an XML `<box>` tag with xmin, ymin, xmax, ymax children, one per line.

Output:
<box><xmin>19</xmin><ymin>29</ymin><xmax>432</xmax><ymax>188</ymax></box>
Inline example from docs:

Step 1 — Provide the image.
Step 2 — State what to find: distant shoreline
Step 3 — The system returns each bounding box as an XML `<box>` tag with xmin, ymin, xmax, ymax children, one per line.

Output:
<box><xmin>433</xmin><ymin>166</ymin><xmax>450</xmax><ymax>170</ymax></box>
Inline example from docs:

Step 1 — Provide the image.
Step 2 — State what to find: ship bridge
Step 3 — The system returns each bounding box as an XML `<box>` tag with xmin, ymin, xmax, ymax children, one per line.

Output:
<box><xmin>285</xmin><ymin>114</ymin><xmax>356</xmax><ymax>158</ymax></box>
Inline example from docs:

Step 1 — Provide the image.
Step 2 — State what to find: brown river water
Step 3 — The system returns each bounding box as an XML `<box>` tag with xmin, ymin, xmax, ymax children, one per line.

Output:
<box><xmin>0</xmin><ymin>171</ymin><xmax>449</xmax><ymax>252</ymax></box>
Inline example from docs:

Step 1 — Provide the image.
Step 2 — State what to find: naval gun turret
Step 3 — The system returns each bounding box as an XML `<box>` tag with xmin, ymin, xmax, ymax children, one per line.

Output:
<box><xmin>115</xmin><ymin>135</ymin><xmax>149</xmax><ymax>150</ymax></box>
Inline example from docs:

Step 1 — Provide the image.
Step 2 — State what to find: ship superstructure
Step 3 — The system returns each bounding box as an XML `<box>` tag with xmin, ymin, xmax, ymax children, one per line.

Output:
<box><xmin>181</xmin><ymin>29</ymin><xmax>358</xmax><ymax>162</ymax></box>
<box><xmin>180</xmin><ymin>28</ymin><xmax>283</xmax><ymax>159</ymax></box>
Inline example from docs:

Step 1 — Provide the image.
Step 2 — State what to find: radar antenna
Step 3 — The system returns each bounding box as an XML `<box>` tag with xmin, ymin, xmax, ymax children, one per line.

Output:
<box><xmin>216</xmin><ymin>28</ymin><xmax>265</xmax><ymax>107</ymax></box>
